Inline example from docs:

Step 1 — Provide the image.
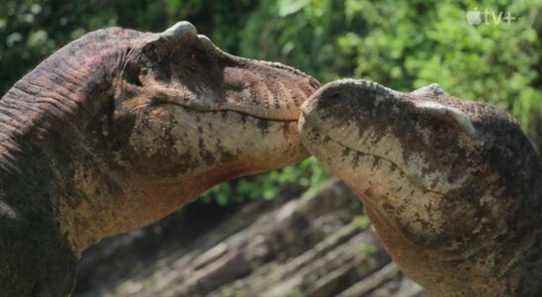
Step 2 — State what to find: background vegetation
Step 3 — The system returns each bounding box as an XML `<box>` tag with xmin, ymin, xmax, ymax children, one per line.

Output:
<box><xmin>2</xmin><ymin>0</ymin><xmax>541</xmax><ymax>205</ymax></box>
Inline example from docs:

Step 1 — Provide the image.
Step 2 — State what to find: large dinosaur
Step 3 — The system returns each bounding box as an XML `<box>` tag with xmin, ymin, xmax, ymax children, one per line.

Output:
<box><xmin>0</xmin><ymin>21</ymin><xmax>319</xmax><ymax>296</ymax></box>
<box><xmin>299</xmin><ymin>79</ymin><xmax>542</xmax><ymax>296</ymax></box>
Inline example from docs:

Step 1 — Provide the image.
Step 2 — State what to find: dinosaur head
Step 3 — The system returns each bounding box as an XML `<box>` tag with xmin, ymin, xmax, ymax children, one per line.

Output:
<box><xmin>53</xmin><ymin>22</ymin><xmax>319</xmax><ymax>250</ymax></box>
<box><xmin>299</xmin><ymin>79</ymin><xmax>542</xmax><ymax>294</ymax></box>
<box><xmin>105</xmin><ymin>22</ymin><xmax>319</xmax><ymax>192</ymax></box>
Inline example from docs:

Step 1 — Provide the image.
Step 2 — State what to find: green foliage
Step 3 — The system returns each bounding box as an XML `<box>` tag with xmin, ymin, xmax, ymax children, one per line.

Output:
<box><xmin>2</xmin><ymin>0</ymin><xmax>542</xmax><ymax>205</ymax></box>
<box><xmin>202</xmin><ymin>157</ymin><xmax>328</xmax><ymax>206</ymax></box>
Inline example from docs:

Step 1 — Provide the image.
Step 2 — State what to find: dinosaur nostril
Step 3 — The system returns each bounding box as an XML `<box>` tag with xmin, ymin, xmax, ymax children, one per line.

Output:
<box><xmin>122</xmin><ymin>60</ymin><xmax>144</xmax><ymax>88</ymax></box>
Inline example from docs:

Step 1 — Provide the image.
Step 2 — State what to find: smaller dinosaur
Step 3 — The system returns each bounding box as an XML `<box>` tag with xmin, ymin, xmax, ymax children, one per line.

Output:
<box><xmin>0</xmin><ymin>22</ymin><xmax>319</xmax><ymax>296</ymax></box>
<box><xmin>299</xmin><ymin>79</ymin><xmax>542</xmax><ymax>297</ymax></box>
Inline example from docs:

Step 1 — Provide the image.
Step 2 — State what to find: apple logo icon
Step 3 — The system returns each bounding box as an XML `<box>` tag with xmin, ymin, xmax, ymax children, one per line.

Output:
<box><xmin>466</xmin><ymin>9</ymin><xmax>483</xmax><ymax>26</ymax></box>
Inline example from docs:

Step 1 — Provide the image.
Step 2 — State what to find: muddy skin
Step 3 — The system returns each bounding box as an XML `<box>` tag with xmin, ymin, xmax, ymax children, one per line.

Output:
<box><xmin>0</xmin><ymin>22</ymin><xmax>319</xmax><ymax>296</ymax></box>
<box><xmin>299</xmin><ymin>79</ymin><xmax>542</xmax><ymax>297</ymax></box>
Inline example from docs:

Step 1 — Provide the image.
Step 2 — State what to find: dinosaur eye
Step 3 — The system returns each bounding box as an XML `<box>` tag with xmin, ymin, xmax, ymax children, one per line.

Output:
<box><xmin>148</xmin><ymin>96</ymin><xmax>161</xmax><ymax>106</ymax></box>
<box><xmin>124</xmin><ymin>66</ymin><xmax>143</xmax><ymax>87</ymax></box>
<box><xmin>327</xmin><ymin>92</ymin><xmax>341</xmax><ymax>99</ymax></box>
<box><xmin>191</xmin><ymin>47</ymin><xmax>212</xmax><ymax>66</ymax></box>
<box><xmin>416</xmin><ymin>101</ymin><xmax>477</xmax><ymax>137</ymax></box>
<box><xmin>142</xmin><ymin>39</ymin><xmax>170</xmax><ymax>63</ymax></box>
<box><xmin>143</xmin><ymin>43</ymin><xmax>160</xmax><ymax>61</ymax></box>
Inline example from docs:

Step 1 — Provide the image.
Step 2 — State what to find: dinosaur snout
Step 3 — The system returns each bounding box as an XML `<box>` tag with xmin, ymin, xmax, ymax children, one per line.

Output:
<box><xmin>220</xmin><ymin>62</ymin><xmax>320</xmax><ymax>121</ymax></box>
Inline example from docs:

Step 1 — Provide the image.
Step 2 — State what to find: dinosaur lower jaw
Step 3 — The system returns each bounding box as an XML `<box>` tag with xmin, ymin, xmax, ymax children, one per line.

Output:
<box><xmin>300</xmin><ymin>121</ymin><xmax>456</xmax><ymax>241</ymax></box>
<box><xmin>321</xmin><ymin>133</ymin><xmax>443</xmax><ymax>197</ymax></box>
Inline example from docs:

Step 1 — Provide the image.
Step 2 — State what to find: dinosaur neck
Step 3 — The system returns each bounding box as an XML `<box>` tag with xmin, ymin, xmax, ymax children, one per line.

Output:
<box><xmin>0</xmin><ymin>28</ymin><xmax>139</xmax><ymax>171</ymax></box>
<box><xmin>0</xmin><ymin>28</ymin><xmax>143</xmax><ymax>254</ymax></box>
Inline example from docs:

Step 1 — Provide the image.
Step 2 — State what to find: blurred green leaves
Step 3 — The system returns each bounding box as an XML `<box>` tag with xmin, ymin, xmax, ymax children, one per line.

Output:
<box><xmin>277</xmin><ymin>0</ymin><xmax>311</xmax><ymax>17</ymax></box>
<box><xmin>202</xmin><ymin>157</ymin><xmax>328</xmax><ymax>206</ymax></box>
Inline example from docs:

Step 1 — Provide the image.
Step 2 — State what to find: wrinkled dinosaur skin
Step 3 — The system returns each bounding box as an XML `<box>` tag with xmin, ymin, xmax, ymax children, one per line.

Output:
<box><xmin>299</xmin><ymin>79</ymin><xmax>542</xmax><ymax>297</ymax></box>
<box><xmin>0</xmin><ymin>22</ymin><xmax>319</xmax><ymax>296</ymax></box>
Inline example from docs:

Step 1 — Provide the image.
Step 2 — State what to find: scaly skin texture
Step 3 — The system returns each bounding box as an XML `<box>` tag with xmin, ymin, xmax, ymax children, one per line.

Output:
<box><xmin>299</xmin><ymin>79</ymin><xmax>542</xmax><ymax>297</ymax></box>
<box><xmin>0</xmin><ymin>22</ymin><xmax>319</xmax><ymax>296</ymax></box>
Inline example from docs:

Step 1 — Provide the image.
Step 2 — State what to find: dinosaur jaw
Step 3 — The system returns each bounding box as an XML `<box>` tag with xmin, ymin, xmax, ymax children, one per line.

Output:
<box><xmin>62</xmin><ymin>103</ymin><xmax>308</xmax><ymax>252</ymax></box>
<box><xmin>300</xmin><ymin>109</ymin><xmax>448</xmax><ymax>240</ymax></box>
<box><xmin>125</xmin><ymin>102</ymin><xmax>308</xmax><ymax>179</ymax></box>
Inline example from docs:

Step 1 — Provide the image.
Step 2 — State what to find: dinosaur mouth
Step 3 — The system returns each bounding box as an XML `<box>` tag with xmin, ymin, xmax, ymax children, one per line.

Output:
<box><xmin>156</xmin><ymin>100</ymin><xmax>299</xmax><ymax>123</ymax></box>
<box><xmin>128</xmin><ymin>96</ymin><xmax>301</xmax><ymax>123</ymax></box>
